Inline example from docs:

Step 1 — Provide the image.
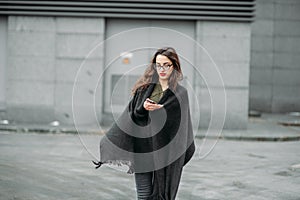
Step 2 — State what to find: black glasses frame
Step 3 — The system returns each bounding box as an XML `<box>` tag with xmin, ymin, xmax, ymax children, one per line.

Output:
<box><xmin>153</xmin><ymin>63</ymin><xmax>173</xmax><ymax>71</ymax></box>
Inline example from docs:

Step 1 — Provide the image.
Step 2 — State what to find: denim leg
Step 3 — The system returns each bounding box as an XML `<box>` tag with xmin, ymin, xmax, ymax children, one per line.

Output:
<box><xmin>134</xmin><ymin>172</ymin><xmax>153</xmax><ymax>200</ymax></box>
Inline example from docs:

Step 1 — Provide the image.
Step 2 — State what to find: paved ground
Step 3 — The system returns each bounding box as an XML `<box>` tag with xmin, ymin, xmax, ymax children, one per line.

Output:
<box><xmin>1</xmin><ymin>112</ymin><xmax>300</xmax><ymax>141</ymax></box>
<box><xmin>0</xmin><ymin>131</ymin><xmax>300</xmax><ymax>200</ymax></box>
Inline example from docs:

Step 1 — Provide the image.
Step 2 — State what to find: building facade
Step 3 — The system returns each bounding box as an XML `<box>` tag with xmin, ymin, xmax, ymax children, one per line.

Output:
<box><xmin>0</xmin><ymin>0</ymin><xmax>260</xmax><ymax>129</ymax></box>
<box><xmin>250</xmin><ymin>0</ymin><xmax>300</xmax><ymax>113</ymax></box>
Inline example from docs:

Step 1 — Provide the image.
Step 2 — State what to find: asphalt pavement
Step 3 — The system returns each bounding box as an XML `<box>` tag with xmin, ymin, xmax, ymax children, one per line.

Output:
<box><xmin>0</xmin><ymin>112</ymin><xmax>300</xmax><ymax>199</ymax></box>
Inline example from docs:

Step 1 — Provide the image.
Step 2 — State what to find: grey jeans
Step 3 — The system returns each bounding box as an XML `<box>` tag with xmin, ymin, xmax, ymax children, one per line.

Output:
<box><xmin>134</xmin><ymin>172</ymin><xmax>153</xmax><ymax>199</ymax></box>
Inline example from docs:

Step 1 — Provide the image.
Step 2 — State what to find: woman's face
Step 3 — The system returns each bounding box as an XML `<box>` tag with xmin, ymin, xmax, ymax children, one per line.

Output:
<box><xmin>155</xmin><ymin>54</ymin><xmax>174</xmax><ymax>81</ymax></box>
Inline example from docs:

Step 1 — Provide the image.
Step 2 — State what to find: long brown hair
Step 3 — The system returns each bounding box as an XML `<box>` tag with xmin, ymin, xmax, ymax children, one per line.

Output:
<box><xmin>132</xmin><ymin>47</ymin><xmax>183</xmax><ymax>95</ymax></box>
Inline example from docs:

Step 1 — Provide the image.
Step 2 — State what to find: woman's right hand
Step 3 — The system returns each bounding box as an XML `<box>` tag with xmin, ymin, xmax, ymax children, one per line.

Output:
<box><xmin>143</xmin><ymin>98</ymin><xmax>163</xmax><ymax>111</ymax></box>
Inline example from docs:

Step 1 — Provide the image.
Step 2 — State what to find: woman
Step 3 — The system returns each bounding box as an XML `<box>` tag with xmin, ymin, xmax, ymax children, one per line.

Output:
<box><xmin>94</xmin><ymin>47</ymin><xmax>195</xmax><ymax>200</ymax></box>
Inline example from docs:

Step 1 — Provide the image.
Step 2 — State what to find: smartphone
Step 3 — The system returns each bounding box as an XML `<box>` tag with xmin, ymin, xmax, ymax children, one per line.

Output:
<box><xmin>146</xmin><ymin>99</ymin><xmax>156</xmax><ymax>104</ymax></box>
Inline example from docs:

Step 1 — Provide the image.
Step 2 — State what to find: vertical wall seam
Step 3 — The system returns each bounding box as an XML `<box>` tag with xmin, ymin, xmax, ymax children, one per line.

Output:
<box><xmin>270</xmin><ymin>0</ymin><xmax>275</xmax><ymax>112</ymax></box>
<box><xmin>53</xmin><ymin>16</ymin><xmax>57</xmax><ymax>120</ymax></box>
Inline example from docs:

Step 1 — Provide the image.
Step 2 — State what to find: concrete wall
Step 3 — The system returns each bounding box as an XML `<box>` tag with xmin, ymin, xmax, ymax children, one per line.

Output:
<box><xmin>4</xmin><ymin>16</ymin><xmax>252</xmax><ymax>129</ymax></box>
<box><xmin>6</xmin><ymin>16</ymin><xmax>105</xmax><ymax>125</ymax></box>
<box><xmin>0</xmin><ymin>16</ymin><xmax>7</xmax><ymax>114</ymax></box>
<box><xmin>250</xmin><ymin>0</ymin><xmax>300</xmax><ymax>112</ymax></box>
<box><xmin>196</xmin><ymin>21</ymin><xmax>251</xmax><ymax>129</ymax></box>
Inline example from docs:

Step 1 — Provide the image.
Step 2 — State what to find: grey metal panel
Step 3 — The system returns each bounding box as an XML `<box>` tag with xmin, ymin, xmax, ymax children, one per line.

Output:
<box><xmin>0</xmin><ymin>0</ymin><xmax>256</xmax><ymax>22</ymax></box>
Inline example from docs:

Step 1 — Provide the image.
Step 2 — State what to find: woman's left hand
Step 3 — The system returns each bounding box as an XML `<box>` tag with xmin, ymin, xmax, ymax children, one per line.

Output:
<box><xmin>143</xmin><ymin>98</ymin><xmax>163</xmax><ymax>111</ymax></box>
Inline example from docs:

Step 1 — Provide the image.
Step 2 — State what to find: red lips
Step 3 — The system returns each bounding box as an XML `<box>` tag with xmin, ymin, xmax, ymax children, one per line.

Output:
<box><xmin>160</xmin><ymin>73</ymin><xmax>166</xmax><ymax>76</ymax></box>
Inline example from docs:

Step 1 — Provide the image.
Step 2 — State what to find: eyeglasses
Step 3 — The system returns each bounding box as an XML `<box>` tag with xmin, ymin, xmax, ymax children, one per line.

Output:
<box><xmin>154</xmin><ymin>63</ymin><xmax>173</xmax><ymax>71</ymax></box>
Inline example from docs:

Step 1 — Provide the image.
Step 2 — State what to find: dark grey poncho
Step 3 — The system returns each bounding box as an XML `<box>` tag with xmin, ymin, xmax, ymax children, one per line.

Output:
<box><xmin>95</xmin><ymin>83</ymin><xmax>195</xmax><ymax>200</ymax></box>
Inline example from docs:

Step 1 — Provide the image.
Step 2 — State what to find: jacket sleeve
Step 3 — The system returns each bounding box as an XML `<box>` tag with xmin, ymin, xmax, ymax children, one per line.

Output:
<box><xmin>129</xmin><ymin>88</ymin><xmax>149</xmax><ymax>126</ymax></box>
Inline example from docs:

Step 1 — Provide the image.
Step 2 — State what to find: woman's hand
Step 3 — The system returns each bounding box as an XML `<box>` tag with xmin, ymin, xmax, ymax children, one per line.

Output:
<box><xmin>143</xmin><ymin>98</ymin><xmax>163</xmax><ymax>111</ymax></box>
